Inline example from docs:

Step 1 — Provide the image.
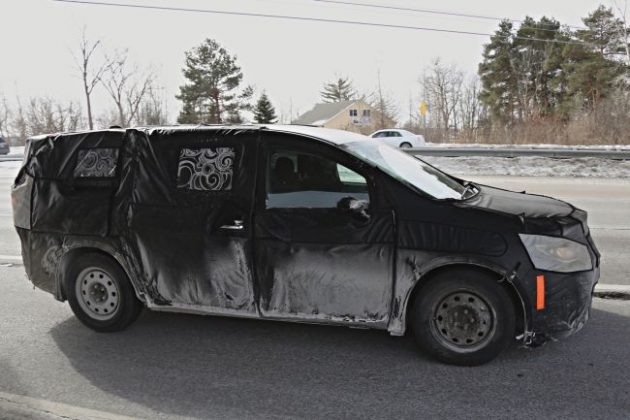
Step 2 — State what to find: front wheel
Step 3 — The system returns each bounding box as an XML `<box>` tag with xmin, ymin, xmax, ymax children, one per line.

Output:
<box><xmin>410</xmin><ymin>269</ymin><xmax>516</xmax><ymax>366</ymax></box>
<box><xmin>399</xmin><ymin>142</ymin><xmax>413</xmax><ymax>148</ymax></box>
<box><xmin>65</xmin><ymin>253</ymin><xmax>143</xmax><ymax>332</ymax></box>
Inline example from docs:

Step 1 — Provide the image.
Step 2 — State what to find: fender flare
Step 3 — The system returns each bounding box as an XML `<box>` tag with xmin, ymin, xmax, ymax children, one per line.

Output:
<box><xmin>53</xmin><ymin>237</ymin><xmax>147</xmax><ymax>304</ymax></box>
<box><xmin>387</xmin><ymin>256</ymin><xmax>531</xmax><ymax>343</ymax></box>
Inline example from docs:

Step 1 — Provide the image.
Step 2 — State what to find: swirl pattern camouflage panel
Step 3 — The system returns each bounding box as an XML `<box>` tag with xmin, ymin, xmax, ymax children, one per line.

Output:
<box><xmin>177</xmin><ymin>147</ymin><xmax>235</xmax><ymax>191</ymax></box>
<box><xmin>73</xmin><ymin>148</ymin><xmax>119</xmax><ymax>178</ymax></box>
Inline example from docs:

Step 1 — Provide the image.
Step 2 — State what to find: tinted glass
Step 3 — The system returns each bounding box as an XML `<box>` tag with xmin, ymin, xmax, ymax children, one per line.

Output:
<box><xmin>267</xmin><ymin>149</ymin><xmax>369</xmax><ymax>208</ymax></box>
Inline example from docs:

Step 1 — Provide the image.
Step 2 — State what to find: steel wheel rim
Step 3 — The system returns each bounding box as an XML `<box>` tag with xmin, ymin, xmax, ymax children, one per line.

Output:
<box><xmin>430</xmin><ymin>290</ymin><xmax>497</xmax><ymax>353</ymax></box>
<box><xmin>75</xmin><ymin>267</ymin><xmax>120</xmax><ymax>321</ymax></box>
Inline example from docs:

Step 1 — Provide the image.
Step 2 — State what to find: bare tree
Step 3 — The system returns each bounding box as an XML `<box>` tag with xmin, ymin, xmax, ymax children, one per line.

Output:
<box><xmin>73</xmin><ymin>28</ymin><xmax>111</xmax><ymax>130</ymax></box>
<box><xmin>459</xmin><ymin>75</ymin><xmax>484</xmax><ymax>140</ymax></box>
<box><xmin>136</xmin><ymin>85</ymin><xmax>168</xmax><ymax>125</ymax></box>
<box><xmin>613</xmin><ymin>0</ymin><xmax>630</xmax><ymax>65</ymax></box>
<box><xmin>101</xmin><ymin>50</ymin><xmax>154</xmax><ymax>127</ymax></box>
<box><xmin>421</xmin><ymin>58</ymin><xmax>464</xmax><ymax>140</ymax></box>
<box><xmin>0</xmin><ymin>94</ymin><xmax>10</xmax><ymax>137</ymax></box>
<box><xmin>10</xmin><ymin>97</ymin><xmax>82</xmax><ymax>140</ymax></box>
<box><xmin>368</xmin><ymin>70</ymin><xmax>398</xmax><ymax>130</ymax></box>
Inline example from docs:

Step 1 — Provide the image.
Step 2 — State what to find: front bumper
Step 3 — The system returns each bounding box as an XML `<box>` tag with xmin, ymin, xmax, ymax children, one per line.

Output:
<box><xmin>529</xmin><ymin>265</ymin><xmax>600</xmax><ymax>343</ymax></box>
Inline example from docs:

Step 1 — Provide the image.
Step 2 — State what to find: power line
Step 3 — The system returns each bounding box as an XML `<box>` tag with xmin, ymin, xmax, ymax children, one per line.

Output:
<box><xmin>310</xmin><ymin>0</ymin><xmax>587</xmax><ymax>31</ymax></box>
<box><xmin>52</xmin><ymin>0</ymin><xmax>593</xmax><ymax>47</ymax></box>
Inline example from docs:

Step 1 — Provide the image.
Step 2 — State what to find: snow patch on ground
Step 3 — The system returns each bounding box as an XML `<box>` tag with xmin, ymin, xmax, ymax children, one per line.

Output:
<box><xmin>0</xmin><ymin>161</ymin><xmax>21</xmax><ymax>179</ymax></box>
<box><xmin>426</xmin><ymin>143</ymin><xmax>630</xmax><ymax>150</ymax></box>
<box><xmin>423</xmin><ymin>156</ymin><xmax>630</xmax><ymax>178</ymax></box>
<box><xmin>6</xmin><ymin>146</ymin><xmax>24</xmax><ymax>157</ymax></box>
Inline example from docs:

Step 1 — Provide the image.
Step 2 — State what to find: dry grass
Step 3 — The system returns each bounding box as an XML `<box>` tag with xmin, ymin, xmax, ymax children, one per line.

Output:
<box><xmin>422</xmin><ymin>96</ymin><xmax>630</xmax><ymax>146</ymax></box>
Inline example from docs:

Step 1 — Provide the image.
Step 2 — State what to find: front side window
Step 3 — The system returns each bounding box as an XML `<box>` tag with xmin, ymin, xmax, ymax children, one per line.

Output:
<box><xmin>74</xmin><ymin>148</ymin><xmax>119</xmax><ymax>178</ymax></box>
<box><xmin>266</xmin><ymin>148</ymin><xmax>369</xmax><ymax>209</ymax></box>
<box><xmin>177</xmin><ymin>147</ymin><xmax>235</xmax><ymax>191</ymax></box>
<box><xmin>343</xmin><ymin>142</ymin><xmax>465</xmax><ymax>200</ymax></box>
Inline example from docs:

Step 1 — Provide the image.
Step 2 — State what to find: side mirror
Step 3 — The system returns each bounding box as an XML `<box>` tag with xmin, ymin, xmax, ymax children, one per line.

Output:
<box><xmin>337</xmin><ymin>196</ymin><xmax>370</xmax><ymax>222</ymax></box>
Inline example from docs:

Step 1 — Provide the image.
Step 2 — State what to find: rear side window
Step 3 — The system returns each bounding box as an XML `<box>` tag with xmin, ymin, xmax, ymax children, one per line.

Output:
<box><xmin>177</xmin><ymin>147</ymin><xmax>235</xmax><ymax>192</ymax></box>
<box><xmin>73</xmin><ymin>148</ymin><xmax>119</xmax><ymax>178</ymax></box>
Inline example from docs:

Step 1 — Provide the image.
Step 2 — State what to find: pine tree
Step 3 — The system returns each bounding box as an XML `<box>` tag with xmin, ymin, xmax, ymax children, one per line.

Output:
<box><xmin>253</xmin><ymin>92</ymin><xmax>278</xmax><ymax>124</ymax></box>
<box><xmin>513</xmin><ymin>16</ymin><xmax>564</xmax><ymax>118</ymax></box>
<box><xmin>320</xmin><ymin>77</ymin><xmax>356</xmax><ymax>103</ymax></box>
<box><xmin>176</xmin><ymin>38</ymin><xmax>252</xmax><ymax>124</ymax></box>
<box><xmin>562</xmin><ymin>6</ymin><xmax>626</xmax><ymax>110</ymax></box>
<box><xmin>578</xmin><ymin>6</ymin><xmax>627</xmax><ymax>58</ymax></box>
<box><xmin>478</xmin><ymin>20</ymin><xmax>519</xmax><ymax>124</ymax></box>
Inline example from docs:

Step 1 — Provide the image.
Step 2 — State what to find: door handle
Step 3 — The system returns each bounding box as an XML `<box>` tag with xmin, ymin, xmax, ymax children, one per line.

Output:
<box><xmin>220</xmin><ymin>220</ymin><xmax>244</xmax><ymax>230</ymax></box>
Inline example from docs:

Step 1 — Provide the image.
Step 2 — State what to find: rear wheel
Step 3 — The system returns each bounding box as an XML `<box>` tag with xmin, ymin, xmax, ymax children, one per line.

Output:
<box><xmin>410</xmin><ymin>268</ymin><xmax>516</xmax><ymax>366</ymax></box>
<box><xmin>65</xmin><ymin>253</ymin><xmax>142</xmax><ymax>332</ymax></box>
<box><xmin>400</xmin><ymin>142</ymin><xmax>412</xmax><ymax>148</ymax></box>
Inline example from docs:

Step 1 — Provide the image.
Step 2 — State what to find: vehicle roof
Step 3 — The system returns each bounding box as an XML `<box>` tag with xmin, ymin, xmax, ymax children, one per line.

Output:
<box><xmin>370</xmin><ymin>128</ymin><xmax>411</xmax><ymax>134</ymax></box>
<box><xmin>29</xmin><ymin>124</ymin><xmax>371</xmax><ymax>147</ymax></box>
<box><xmin>141</xmin><ymin>124</ymin><xmax>370</xmax><ymax>146</ymax></box>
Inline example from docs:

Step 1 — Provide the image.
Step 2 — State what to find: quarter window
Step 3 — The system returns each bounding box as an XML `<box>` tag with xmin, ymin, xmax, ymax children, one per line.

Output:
<box><xmin>177</xmin><ymin>147</ymin><xmax>235</xmax><ymax>191</ymax></box>
<box><xmin>267</xmin><ymin>149</ymin><xmax>369</xmax><ymax>209</ymax></box>
<box><xmin>73</xmin><ymin>148</ymin><xmax>119</xmax><ymax>178</ymax></box>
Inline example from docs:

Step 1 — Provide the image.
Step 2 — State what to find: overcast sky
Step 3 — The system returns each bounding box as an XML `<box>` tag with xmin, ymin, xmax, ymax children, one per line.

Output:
<box><xmin>0</xmin><ymin>0</ymin><xmax>608</xmax><ymax>125</ymax></box>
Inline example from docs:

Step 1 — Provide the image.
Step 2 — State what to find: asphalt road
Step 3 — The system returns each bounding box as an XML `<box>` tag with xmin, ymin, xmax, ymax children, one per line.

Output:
<box><xmin>1</xmin><ymin>264</ymin><xmax>629</xmax><ymax>419</ymax></box>
<box><xmin>1</xmin><ymin>163</ymin><xmax>630</xmax><ymax>418</ymax></box>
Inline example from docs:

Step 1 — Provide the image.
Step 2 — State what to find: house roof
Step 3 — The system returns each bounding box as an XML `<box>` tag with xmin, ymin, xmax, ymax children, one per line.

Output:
<box><xmin>292</xmin><ymin>100</ymin><xmax>356</xmax><ymax>125</ymax></box>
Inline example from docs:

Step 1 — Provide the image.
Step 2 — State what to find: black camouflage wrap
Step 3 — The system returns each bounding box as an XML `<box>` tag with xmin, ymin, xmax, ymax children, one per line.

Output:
<box><xmin>11</xmin><ymin>125</ymin><xmax>600</xmax><ymax>343</ymax></box>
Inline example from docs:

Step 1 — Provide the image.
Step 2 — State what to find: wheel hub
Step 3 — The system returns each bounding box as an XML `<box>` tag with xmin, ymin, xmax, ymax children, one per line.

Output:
<box><xmin>76</xmin><ymin>268</ymin><xmax>120</xmax><ymax>321</ymax></box>
<box><xmin>433</xmin><ymin>291</ymin><xmax>493</xmax><ymax>348</ymax></box>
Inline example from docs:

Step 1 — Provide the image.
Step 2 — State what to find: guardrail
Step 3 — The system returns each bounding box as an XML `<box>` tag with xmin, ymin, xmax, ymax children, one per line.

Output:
<box><xmin>404</xmin><ymin>147</ymin><xmax>630</xmax><ymax>160</ymax></box>
<box><xmin>0</xmin><ymin>155</ymin><xmax>23</xmax><ymax>162</ymax></box>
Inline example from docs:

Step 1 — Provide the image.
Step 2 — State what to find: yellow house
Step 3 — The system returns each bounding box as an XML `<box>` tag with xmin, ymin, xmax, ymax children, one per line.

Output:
<box><xmin>292</xmin><ymin>100</ymin><xmax>393</xmax><ymax>135</ymax></box>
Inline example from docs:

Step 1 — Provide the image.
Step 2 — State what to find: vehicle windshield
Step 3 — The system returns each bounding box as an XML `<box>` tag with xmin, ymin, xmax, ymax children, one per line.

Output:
<box><xmin>342</xmin><ymin>141</ymin><xmax>466</xmax><ymax>200</ymax></box>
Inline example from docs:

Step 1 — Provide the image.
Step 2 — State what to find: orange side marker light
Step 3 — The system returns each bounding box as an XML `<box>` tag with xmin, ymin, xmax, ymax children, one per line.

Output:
<box><xmin>536</xmin><ymin>275</ymin><xmax>545</xmax><ymax>311</ymax></box>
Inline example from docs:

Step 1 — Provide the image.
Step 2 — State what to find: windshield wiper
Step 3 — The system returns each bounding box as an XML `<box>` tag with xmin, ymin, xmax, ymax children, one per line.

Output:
<box><xmin>461</xmin><ymin>182</ymin><xmax>479</xmax><ymax>199</ymax></box>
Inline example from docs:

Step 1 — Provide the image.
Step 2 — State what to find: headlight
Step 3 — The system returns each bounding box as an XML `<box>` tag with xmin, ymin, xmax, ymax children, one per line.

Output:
<box><xmin>519</xmin><ymin>234</ymin><xmax>592</xmax><ymax>273</ymax></box>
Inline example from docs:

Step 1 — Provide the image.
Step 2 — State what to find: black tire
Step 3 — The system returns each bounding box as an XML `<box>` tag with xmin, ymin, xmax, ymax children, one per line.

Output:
<box><xmin>400</xmin><ymin>142</ymin><xmax>413</xmax><ymax>148</ymax></box>
<box><xmin>65</xmin><ymin>252</ymin><xmax>143</xmax><ymax>332</ymax></box>
<box><xmin>410</xmin><ymin>268</ymin><xmax>516</xmax><ymax>366</ymax></box>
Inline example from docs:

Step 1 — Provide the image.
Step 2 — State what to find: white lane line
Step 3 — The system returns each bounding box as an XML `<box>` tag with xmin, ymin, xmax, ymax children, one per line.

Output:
<box><xmin>0</xmin><ymin>254</ymin><xmax>22</xmax><ymax>262</ymax></box>
<box><xmin>0</xmin><ymin>391</ymin><xmax>142</xmax><ymax>420</ymax></box>
<box><xmin>595</xmin><ymin>284</ymin><xmax>630</xmax><ymax>293</ymax></box>
<box><xmin>0</xmin><ymin>255</ymin><xmax>23</xmax><ymax>265</ymax></box>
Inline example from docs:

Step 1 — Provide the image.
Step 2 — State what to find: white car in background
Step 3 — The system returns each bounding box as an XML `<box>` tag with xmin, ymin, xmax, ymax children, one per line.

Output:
<box><xmin>369</xmin><ymin>129</ymin><xmax>425</xmax><ymax>149</ymax></box>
